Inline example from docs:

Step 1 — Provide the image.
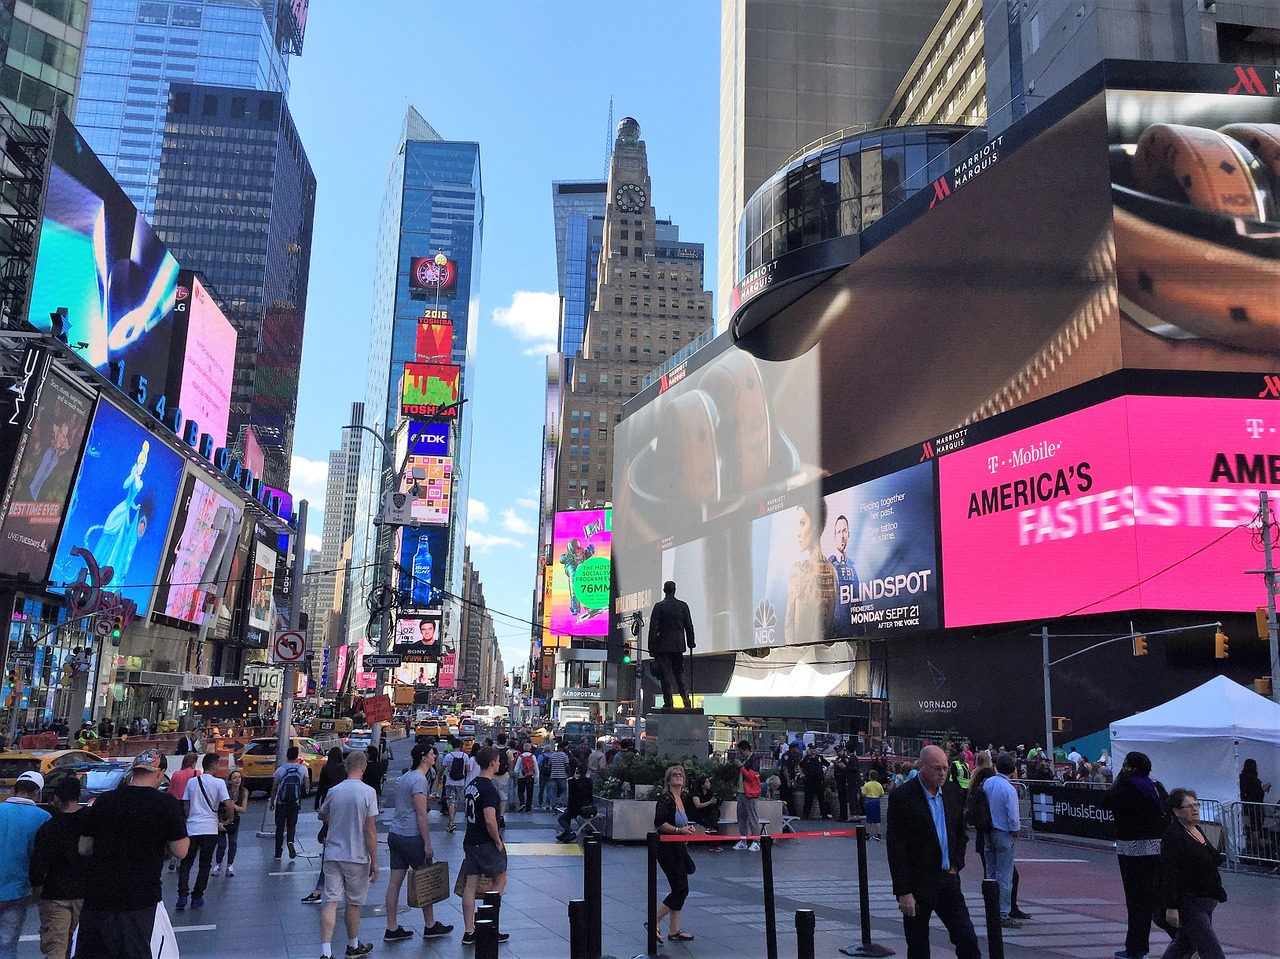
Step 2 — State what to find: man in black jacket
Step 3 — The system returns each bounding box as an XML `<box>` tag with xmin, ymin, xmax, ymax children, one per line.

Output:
<box><xmin>647</xmin><ymin>581</ymin><xmax>695</xmax><ymax>709</ymax></box>
<box><xmin>886</xmin><ymin>745</ymin><xmax>980</xmax><ymax>959</ymax></box>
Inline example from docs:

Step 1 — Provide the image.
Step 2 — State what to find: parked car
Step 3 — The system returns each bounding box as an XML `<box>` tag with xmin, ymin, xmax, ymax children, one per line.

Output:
<box><xmin>39</xmin><ymin>761</ymin><xmax>170</xmax><ymax>806</ymax></box>
<box><xmin>0</xmin><ymin>749</ymin><xmax>105</xmax><ymax>799</ymax></box>
<box><xmin>343</xmin><ymin>728</ymin><xmax>373</xmax><ymax>754</ymax></box>
<box><xmin>239</xmin><ymin>737</ymin><xmax>326</xmax><ymax>794</ymax></box>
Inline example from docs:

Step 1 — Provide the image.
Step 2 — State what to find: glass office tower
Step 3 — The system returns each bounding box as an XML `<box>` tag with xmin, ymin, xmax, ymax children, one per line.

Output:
<box><xmin>76</xmin><ymin>0</ymin><xmax>297</xmax><ymax>216</ymax></box>
<box><xmin>551</xmin><ymin>180</ymin><xmax>605</xmax><ymax>360</ymax></box>
<box><xmin>348</xmin><ymin>106</ymin><xmax>483</xmax><ymax>655</ymax></box>
<box><xmin>151</xmin><ymin>82</ymin><xmax>315</xmax><ymax>488</ymax></box>
<box><xmin>1</xmin><ymin>0</ymin><xmax>90</xmax><ymax>127</ymax></box>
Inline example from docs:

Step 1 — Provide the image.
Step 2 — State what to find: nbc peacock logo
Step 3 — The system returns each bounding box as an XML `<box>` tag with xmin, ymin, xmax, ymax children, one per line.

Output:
<box><xmin>753</xmin><ymin>600</ymin><xmax>777</xmax><ymax>646</ymax></box>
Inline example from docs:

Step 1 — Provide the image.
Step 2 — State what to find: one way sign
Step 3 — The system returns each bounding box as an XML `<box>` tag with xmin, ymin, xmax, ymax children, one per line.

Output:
<box><xmin>273</xmin><ymin>630</ymin><xmax>307</xmax><ymax>664</ymax></box>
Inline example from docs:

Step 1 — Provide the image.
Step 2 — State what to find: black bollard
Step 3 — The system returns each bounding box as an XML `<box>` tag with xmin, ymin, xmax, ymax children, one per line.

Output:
<box><xmin>795</xmin><ymin>909</ymin><xmax>817</xmax><ymax>959</ymax></box>
<box><xmin>840</xmin><ymin>824</ymin><xmax>894</xmax><ymax>956</ymax></box>
<box><xmin>476</xmin><ymin>900</ymin><xmax>495</xmax><ymax>942</ymax></box>
<box><xmin>475</xmin><ymin>918</ymin><xmax>498</xmax><ymax>959</ymax></box>
<box><xmin>647</xmin><ymin>831</ymin><xmax>660</xmax><ymax>956</ymax></box>
<box><xmin>569</xmin><ymin>899</ymin><xmax>589</xmax><ymax>959</ymax></box>
<box><xmin>761</xmin><ymin>833</ymin><xmax>778</xmax><ymax>959</ymax></box>
<box><xmin>483</xmin><ymin>890</ymin><xmax>502</xmax><ymax>929</ymax></box>
<box><xmin>982</xmin><ymin>878</ymin><xmax>1005</xmax><ymax>959</ymax></box>
<box><xmin>585</xmin><ymin>836</ymin><xmax>603</xmax><ymax>958</ymax></box>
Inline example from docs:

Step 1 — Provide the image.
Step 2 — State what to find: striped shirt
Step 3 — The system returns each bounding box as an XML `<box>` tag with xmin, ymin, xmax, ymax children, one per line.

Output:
<box><xmin>549</xmin><ymin>750</ymin><xmax>571</xmax><ymax>780</ymax></box>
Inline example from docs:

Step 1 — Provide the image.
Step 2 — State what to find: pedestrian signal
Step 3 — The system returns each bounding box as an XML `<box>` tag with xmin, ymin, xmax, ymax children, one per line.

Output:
<box><xmin>1214</xmin><ymin>629</ymin><xmax>1229</xmax><ymax>659</ymax></box>
<box><xmin>1132</xmin><ymin>635</ymin><xmax>1147</xmax><ymax>656</ymax></box>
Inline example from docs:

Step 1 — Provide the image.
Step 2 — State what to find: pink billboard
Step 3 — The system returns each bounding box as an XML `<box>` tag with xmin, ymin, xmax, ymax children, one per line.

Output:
<box><xmin>177</xmin><ymin>275</ymin><xmax>236</xmax><ymax>449</ymax></box>
<box><xmin>550</xmin><ymin>510</ymin><xmax>611</xmax><ymax>636</ymax></box>
<box><xmin>939</xmin><ymin>395</ymin><xmax>1277</xmax><ymax>627</ymax></box>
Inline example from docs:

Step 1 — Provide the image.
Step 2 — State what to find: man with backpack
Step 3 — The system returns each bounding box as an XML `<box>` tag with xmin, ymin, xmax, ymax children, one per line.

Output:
<box><xmin>515</xmin><ymin>742</ymin><xmax>537</xmax><ymax>812</ymax></box>
<box><xmin>442</xmin><ymin>738</ymin><xmax>473</xmax><ymax>834</ymax></box>
<box><xmin>269</xmin><ymin>745</ymin><xmax>311</xmax><ymax>860</ymax></box>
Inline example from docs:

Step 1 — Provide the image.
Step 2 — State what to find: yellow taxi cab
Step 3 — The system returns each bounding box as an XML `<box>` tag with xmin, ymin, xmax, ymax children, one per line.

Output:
<box><xmin>0</xmin><ymin>749</ymin><xmax>105</xmax><ymax>798</ymax></box>
<box><xmin>238</xmin><ymin>737</ymin><xmax>327</xmax><ymax>795</ymax></box>
<box><xmin>415</xmin><ymin>720</ymin><xmax>450</xmax><ymax>739</ymax></box>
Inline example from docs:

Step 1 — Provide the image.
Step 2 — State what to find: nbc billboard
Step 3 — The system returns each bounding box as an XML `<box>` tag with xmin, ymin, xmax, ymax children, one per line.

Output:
<box><xmin>550</xmin><ymin>509</ymin><xmax>611</xmax><ymax>637</ymax></box>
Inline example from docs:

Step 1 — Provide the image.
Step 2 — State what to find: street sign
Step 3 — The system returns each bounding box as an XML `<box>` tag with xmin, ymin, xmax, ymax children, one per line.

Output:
<box><xmin>272</xmin><ymin>630</ymin><xmax>306</xmax><ymax>664</ymax></box>
<box><xmin>361</xmin><ymin>694</ymin><xmax>393</xmax><ymax>725</ymax></box>
<box><xmin>379</xmin><ymin>490</ymin><xmax>414</xmax><ymax>526</ymax></box>
<box><xmin>363</xmin><ymin>654</ymin><xmax>403</xmax><ymax>669</ymax></box>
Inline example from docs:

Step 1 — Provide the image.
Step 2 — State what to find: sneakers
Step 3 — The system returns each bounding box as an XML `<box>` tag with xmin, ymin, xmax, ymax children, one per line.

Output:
<box><xmin>210</xmin><ymin>863</ymin><xmax>221</xmax><ymax>876</ymax></box>
<box><xmin>226</xmin><ymin>866</ymin><xmax>235</xmax><ymax>877</ymax></box>
<box><xmin>288</xmin><ymin>841</ymin><xmax>297</xmax><ymax>859</ymax></box>
<box><xmin>301</xmin><ymin>891</ymin><xmax>323</xmax><ymax>903</ymax></box>
<box><xmin>461</xmin><ymin>930</ymin><xmax>509</xmax><ymax>946</ymax></box>
<box><xmin>1008</xmin><ymin>909</ymin><xmax>1031</xmax><ymax>920</ymax></box>
<box><xmin>384</xmin><ymin>927</ymin><xmax>414</xmax><ymax>942</ymax></box>
<box><xmin>732</xmin><ymin>840</ymin><xmax>749</xmax><ymax>851</ymax></box>
<box><xmin>1114</xmin><ymin>952</ymin><xmax>1148</xmax><ymax>959</ymax></box>
<box><xmin>749</xmin><ymin>841</ymin><xmax>761</xmax><ymax>852</ymax></box>
<box><xmin>175</xmin><ymin>896</ymin><xmax>188</xmax><ymax>910</ymax></box>
<box><xmin>191</xmin><ymin>897</ymin><xmax>204</xmax><ymax>909</ymax></box>
<box><xmin>346</xmin><ymin>944</ymin><xmax>374</xmax><ymax>958</ymax></box>
<box><xmin>423</xmin><ymin>922</ymin><xmax>454</xmax><ymax>939</ymax></box>
<box><xmin>555</xmin><ymin>833</ymin><xmax>575</xmax><ymax>843</ymax></box>
<box><xmin>1000</xmin><ymin>917</ymin><xmax>1022</xmax><ymax>929</ymax></box>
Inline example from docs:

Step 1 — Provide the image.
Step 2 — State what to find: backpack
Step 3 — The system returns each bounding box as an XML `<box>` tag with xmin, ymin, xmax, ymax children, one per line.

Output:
<box><xmin>965</xmin><ymin>779</ymin><xmax>993</xmax><ymax>831</ymax></box>
<box><xmin>497</xmin><ymin>748</ymin><xmax>510</xmax><ymax>776</ymax></box>
<box><xmin>520</xmin><ymin>753</ymin><xmax>537</xmax><ymax>777</ymax></box>
<box><xmin>449</xmin><ymin>754</ymin><xmax>467</xmax><ymax>782</ymax></box>
<box><xmin>278</xmin><ymin>764</ymin><xmax>303</xmax><ymax>805</ymax></box>
<box><xmin>741</xmin><ymin>767</ymin><xmax>762</xmax><ymax>799</ymax></box>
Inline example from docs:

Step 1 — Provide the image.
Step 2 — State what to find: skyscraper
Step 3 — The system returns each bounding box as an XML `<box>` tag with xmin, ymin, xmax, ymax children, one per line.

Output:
<box><xmin>309</xmin><ymin>401</ymin><xmax>363</xmax><ymax>657</ymax></box>
<box><xmin>551</xmin><ymin>180</ymin><xmax>606</xmax><ymax>359</ymax></box>
<box><xmin>150</xmin><ymin>82</ymin><xmax>315</xmax><ymax>488</ymax></box>
<box><xmin>348</xmin><ymin>106</ymin><xmax>482</xmax><ymax>656</ymax></box>
<box><xmin>717</xmin><ymin>0</ymin><xmax>948</xmax><ymax>323</ymax></box>
<box><xmin>0</xmin><ymin>0</ymin><xmax>89</xmax><ymax>128</ymax></box>
<box><xmin>75</xmin><ymin>0</ymin><xmax>298</xmax><ymax>216</ymax></box>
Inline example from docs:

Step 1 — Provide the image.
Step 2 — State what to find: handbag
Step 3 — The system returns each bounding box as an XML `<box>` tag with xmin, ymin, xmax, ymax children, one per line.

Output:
<box><xmin>407</xmin><ymin>859</ymin><xmax>450</xmax><ymax>907</ymax></box>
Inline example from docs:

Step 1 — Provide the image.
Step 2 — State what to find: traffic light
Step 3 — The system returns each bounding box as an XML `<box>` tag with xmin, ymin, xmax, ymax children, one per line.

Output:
<box><xmin>1132</xmin><ymin>635</ymin><xmax>1147</xmax><ymax>656</ymax></box>
<box><xmin>1258</xmin><ymin>607</ymin><xmax>1271</xmax><ymax>640</ymax></box>
<box><xmin>1214</xmin><ymin>629</ymin><xmax>1229</xmax><ymax>659</ymax></box>
<box><xmin>111</xmin><ymin>615</ymin><xmax>123</xmax><ymax>646</ymax></box>
<box><xmin>622</xmin><ymin>643</ymin><xmax>633</xmax><ymax>665</ymax></box>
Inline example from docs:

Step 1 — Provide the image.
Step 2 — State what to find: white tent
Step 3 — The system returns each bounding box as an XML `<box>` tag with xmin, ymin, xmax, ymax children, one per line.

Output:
<box><xmin>1110</xmin><ymin>676</ymin><xmax>1280</xmax><ymax>806</ymax></box>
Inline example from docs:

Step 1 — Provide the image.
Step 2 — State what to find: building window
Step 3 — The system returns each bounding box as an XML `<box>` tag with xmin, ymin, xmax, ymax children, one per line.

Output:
<box><xmin>173</xmin><ymin>90</ymin><xmax>190</xmax><ymax>115</ymax></box>
<box><xmin>202</xmin><ymin>94</ymin><xmax>218</xmax><ymax>117</ymax></box>
<box><xmin>600</xmin><ymin>373</ymin><xmax>608</xmax><ymax>383</ymax></box>
<box><xmin>231</xmin><ymin>96</ymin><xmax>246</xmax><ymax>118</ymax></box>
<box><xmin>583</xmin><ymin>412</ymin><xmax>592</xmax><ymax>422</ymax></box>
<box><xmin>598</xmin><ymin>429</ymin><xmax>607</xmax><ymax>440</ymax></box>
<box><xmin>258</xmin><ymin>99</ymin><xmax>275</xmax><ymax>122</ymax></box>
<box><xmin>596</xmin><ymin>481</ymin><xmax>606</xmax><ymax>493</ymax></box>
<box><xmin>571</xmin><ymin>411</ymin><xmax>580</xmax><ymax>421</ymax></box>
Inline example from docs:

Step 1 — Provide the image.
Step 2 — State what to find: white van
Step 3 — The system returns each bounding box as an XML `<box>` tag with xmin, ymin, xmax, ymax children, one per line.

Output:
<box><xmin>474</xmin><ymin>705</ymin><xmax>509</xmax><ymax>724</ymax></box>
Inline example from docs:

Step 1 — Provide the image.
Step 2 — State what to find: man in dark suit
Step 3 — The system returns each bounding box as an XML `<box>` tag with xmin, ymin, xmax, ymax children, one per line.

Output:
<box><xmin>886</xmin><ymin>745</ymin><xmax>981</xmax><ymax>959</ymax></box>
<box><xmin>647</xmin><ymin>581</ymin><xmax>695</xmax><ymax>709</ymax></box>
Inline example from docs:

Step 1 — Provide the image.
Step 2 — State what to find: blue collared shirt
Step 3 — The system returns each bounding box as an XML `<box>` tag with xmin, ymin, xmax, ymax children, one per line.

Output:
<box><xmin>924</xmin><ymin>784</ymin><xmax>950</xmax><ymax>871</ymax></box>
<box><xmin>983</xmin><ymin>773</ymin><xmax>1021</xmax><ymax>833</ymax></box>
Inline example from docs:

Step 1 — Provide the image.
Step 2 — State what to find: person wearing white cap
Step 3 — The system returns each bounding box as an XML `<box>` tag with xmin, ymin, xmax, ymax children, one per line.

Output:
<box><xmin>0</xmin><ymin>770</ymin><xmax>51</xmax><ymax>959</ymax></box>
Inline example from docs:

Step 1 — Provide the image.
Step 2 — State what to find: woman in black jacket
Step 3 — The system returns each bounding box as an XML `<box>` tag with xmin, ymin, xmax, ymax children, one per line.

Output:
<box><xmin>650</xmin><ymin>765</ymin><xmax>697</xmax><ymax>943</ymax></box>
<box><xmin>1158</xmin><ymin>788</ymin><xmax>1226</xmax><ymax>959</ymax></box>
<box><xmin>1238</xmin><ymin>758</ymin><xmax>1270</xmax><ymax>859</ymax></box>
<box><xmin>1101</xmin><ymin>750</ymin><xmax>1173</xmax><ymax>959</ymax></box>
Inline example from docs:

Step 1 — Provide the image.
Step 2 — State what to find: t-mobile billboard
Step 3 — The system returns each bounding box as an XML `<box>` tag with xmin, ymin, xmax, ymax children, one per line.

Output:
<box><xmin>939</xmin><ymin>395</ymin><xmax>1278</xmax><ymax>627</ymax></box>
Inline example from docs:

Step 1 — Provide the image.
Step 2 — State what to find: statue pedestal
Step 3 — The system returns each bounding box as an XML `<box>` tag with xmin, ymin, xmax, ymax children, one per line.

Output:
<box><xmin>648</xmin><ymin>710</ymin><xmax>709</xmax><ymax>762</ymax></box>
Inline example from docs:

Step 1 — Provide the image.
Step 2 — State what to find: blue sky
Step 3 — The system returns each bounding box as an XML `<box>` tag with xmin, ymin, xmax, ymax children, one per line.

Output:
<box><xmin>285</xmin><ymin>4</ymin><xmax>721</xmax><ymax>667</ymax></box>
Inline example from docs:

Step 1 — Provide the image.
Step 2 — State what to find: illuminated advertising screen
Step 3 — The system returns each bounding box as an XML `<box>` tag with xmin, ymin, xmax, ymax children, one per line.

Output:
<box><xmin>407</xmin><ymin>421</ymin><xmax>449</xmax><ymax>457</ymax></box>
<box><xmin>174</xmin><ymin>273</ymin><xmax>236</xmax><ymax>449</ymax></box>
<box><xmin>416</xmin><ymin>318</ymin><xmax>453</xmax><ymax>362</ymax></box>
<box><xmin>242</xmin><ymin>428</ymin><xmax>266</xmax><ymax>479</ymax></box>
<box><xmin>408</xmin><ymin>256</ymin><xmax>458</xmax><ymax>295</ymax></box>
<box><xmin>550</xmin><ymin>509</ymin><xmax>611</xmax><ymax>637</ymax></box>
<box><xmin>0</xmin><ymin>371</ymin><xmax>93</xmax><ymax>582</ymax></box>
<box><xmin>27</xmin><ymin>116</ymin><xmax>180</xmax><ymax>383</ymax></box>
<box><xmin>397</xmin><ymin>525</ymin><xmax>448</xmax><ymax>607</ymax></box>
<box><xmin>396</xmin><ymin>661</ymin><xmax>439</xmax><ymax>688</ymax></box>
<box><xmin>50</xmin><ymin>400</ymin><xmax>185</xmax><ymax>614</ymax></box>
<box><xmin>615</xmin><ymin>71</ymin><xmax>1280</xmax><ymax>650</ymax></box>
<box><xmin>401</xmin><ymin>363</ymin><xmax>461</xmax><ymax>418</ymax></box>
<box><xmin>394</xmin><ymin>609</ymin><xmax>442</xmax><ymax>654</ymax></box>
<box><xmin>247</xmin><ymin>541</ymin><xmax>277</xmax><ymax>632</ymax></box>
<box><xmin>439</xmin><ymin>653</ymin><xmax>457</xmax><ymax>690</ymax></box>
<box><xmin>400</xmin><ymin>455</ymin><xmax>452</xmax><ymax>525</ymax></box>
<box><xmin>939</xmin><ymin>394</ymin><xmax>1278</xmax><ymax>627</ymax></box>
<box><xmin>161</xmin><ymin>473</ymin><xmax>239</xmax><ymax>624</ymax></box>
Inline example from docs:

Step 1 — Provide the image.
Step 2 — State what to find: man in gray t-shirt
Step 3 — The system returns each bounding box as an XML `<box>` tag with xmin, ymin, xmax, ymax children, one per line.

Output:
<box><xmin>383</xmin><ymin>743</ymin><xmax>452</xmax><ymax>942</ymax></box>
<box><xmin>316</xmin><ymin>752</ymin><xmax>378</xmax><ymax>959</ymax></box>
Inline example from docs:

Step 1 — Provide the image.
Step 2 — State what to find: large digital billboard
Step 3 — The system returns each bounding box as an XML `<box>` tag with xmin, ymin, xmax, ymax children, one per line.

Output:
<box><xmin>173</xmin><ymin>273</ymin><xmax>237</xmax><ymax>449</ymax></box>
<box><xmin>401</xmin><ymin>363</ymin><xmax>461</xmax><ymax>419</ymax></box>
<box><xmin>50</xmin><ymin>400</ymin><xmax>185</xmax><ymax>614</ymax></box>
<box><xmin>550</xmin><ymin>509</ymin><xmax>611</xmax><ymax>637</ymax></box>
<box><xmin>394</xmin><ymin>609</ymin><xmax>442</xmax><ymax>654</ymax></box>
<box><xmin>161</xmin><ymin>473</ymin><xmax>240</xmax><ymax>624</ymax></box>
<box><xmin>27</xmin><ymin>117</ymin><xmax>180</xmax><ymax>385</ymax></box>
<box><xmin>407</xmin><ymin>421</ymin><xmax>449</xmax><ymax>457</ymax></box>
<box><xmin>416</xmin><ymin>318</ymin><xmax>453</xmax><ymax>363</ymax></box>
<box><xmin>614</xmin><ymin>71</ymin><xmax>1280</xmax><ymax>653</ymax></box>
<box><xmin>247</xmin><ymin>541</ymin><xmax>277</xmax><ymax>632</ymax></box>
<box><xmin>400</xmin><ymin>455</ymin><xmax>452</xmax><ymax>526</ymax></box>
<box><xmin>0</xmin><ymin>371</ymin><xmax>94</xmax><ymax>582</ymax></box>
<box><xmin>409</xmin><ymin>256</ymin><xmax>458</xmax><ymax>295</ymax></box>
<box><xmin>397</xmin><ymin>525</ymin><xmax>448</xmax><ymax>607</ymax></box>
<box><xmin>939</xmin><ymin>395</ymin><xmax>1278</xmax><ymax>627</ymax></box>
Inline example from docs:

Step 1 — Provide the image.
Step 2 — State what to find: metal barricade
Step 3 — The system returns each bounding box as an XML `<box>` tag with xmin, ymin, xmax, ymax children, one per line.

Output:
<box><xmin>1013</xmin><ymin>780</ymin><xmax>1033</xmax><ymax>839</ymax></box>
<box><xmin>1223</xmin><ymin>801</ymin><xmax>1280</xmax><ymax>871</ymax></box>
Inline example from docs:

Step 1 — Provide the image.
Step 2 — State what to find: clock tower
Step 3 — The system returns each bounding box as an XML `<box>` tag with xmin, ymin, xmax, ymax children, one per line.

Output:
<box><xmin>552</xmin><ymin>117</ymin><xmax>714</xmax><ymax>515</ymax></box>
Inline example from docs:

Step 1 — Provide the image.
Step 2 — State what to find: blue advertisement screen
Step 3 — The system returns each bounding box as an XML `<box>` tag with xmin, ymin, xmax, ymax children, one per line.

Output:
<box><xmin>50</xmin><ymin>400</ymin><xmax>186</xmax><ymax>614</ymax></box>
<box><xmin>397</xmin><ymin>525</ymin><xmax>449</xmax><ymax>608</ymax></box>
<box><xmin>407</xmin><ymin>421</ymin><xmax>450</xmax><ymax>456</ymax></box>
<box><xmin>749</xmin><ymin>461</ymin><xmax>940</xmax><ymax>647</ymax></box>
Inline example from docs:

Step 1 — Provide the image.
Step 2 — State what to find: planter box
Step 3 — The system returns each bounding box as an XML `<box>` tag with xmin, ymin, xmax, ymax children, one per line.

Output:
<box><xmin>597</xmin><ymin>797</ymin><xmax>788</xmax><ymax>842</ymax></box>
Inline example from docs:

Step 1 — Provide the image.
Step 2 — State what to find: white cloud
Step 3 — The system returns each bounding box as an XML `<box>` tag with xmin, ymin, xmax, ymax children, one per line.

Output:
<box><xmin>500</xmin><ymin>508</ymin><xmax>535</xmax><ymax>536</ymax></box>
<box><xmin>306</xmin><ymin>533</ymin><xmax>323</xmax><ymax>553</ymax></box>
<box><xmin>467</xmin><ymin>530</ymin><xmax>524</xmax><ymax>553</ymax></box>
<box><xmin>515</xmin><ymin>497</ymin><xmax>538</xmax><ymax>510</ymax></box>
<box><xmin>469</xmin><ymin>499</ymin><xmax>490</xmax><ymax>524</ymax></box>
<box><xmin>492</xmin><ymin>291</ymin><xmax>558</xmax><ymax>356</ymax></box>
<box><xmin>289</xmin><ymin>455</ymin><xmax>328</xmax><ymax>534</ymax></box>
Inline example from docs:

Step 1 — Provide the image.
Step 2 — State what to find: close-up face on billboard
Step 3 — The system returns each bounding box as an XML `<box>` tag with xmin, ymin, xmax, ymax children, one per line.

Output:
<box><xmin>550</xmin><ymin>509</ymin><xmax>611</xmax><ymax>637</ymax></box>
<box><xmin>50</xmin><ymin>400</ymin><xmax>185</xmax><ymax>615</ymax></box>
<box><xmin>615</xmin><ymin>78</ymin><xmax>1280</xmax><ymax>651</ymax></box>
<box><xmin>27</xmin><ymin>119</ymin><xmax>179</xmax><ymax>380</ymax></box>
